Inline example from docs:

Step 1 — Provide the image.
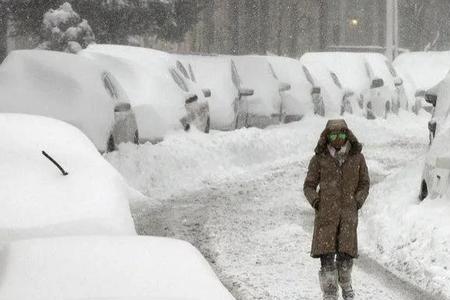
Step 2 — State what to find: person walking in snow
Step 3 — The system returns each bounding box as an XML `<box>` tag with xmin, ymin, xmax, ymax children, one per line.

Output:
<box><xmin>303</xmin><ymin>119</ymin><xmax>370</xmax><ymax>300</ymax></box>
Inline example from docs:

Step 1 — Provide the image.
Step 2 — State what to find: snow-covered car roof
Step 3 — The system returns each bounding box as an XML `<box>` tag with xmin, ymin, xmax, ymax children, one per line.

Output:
<box><xmin>266</xmin><ymin>55</ymin><xmax>313</xmax><ymax>116</ymax></box>
<box><xmin>0</xmin><ymin>114</ymin><xmax>138</xmax><ymax>241</ymax></box>
<box><xmin>300</xmin><ymin>52</ymin><xmax>371</xmax><ymax>94</ymax></box>
<box><xmin>231</xmin><ymin>55</ymin><xmax>282</xmax><ymax>116</ymax></box>
<box><xmin>83</xmin><ymin>45</ymin><xmax>207</xmax><ymax>140</ymax></box>
<box><xmin>363</xmin><ymin>53</ymin><xmax>397</xmax><ymax>91</ymax></box>
<box><xmin>393</xmin><ymin>51</ymin><xmax>450</xmax><ymax>91</ymax></box>
<box><xmin>179</xmin><ymin>55</ymin><xmax>239</xmax><ymax>129</ymax></box>
<box><xmin>0</xmin><ymin>49</ymin><xmax>126</xmax><ymax>152</ymax></box>
<box><xmin>0</xmin><ymin>236</ymin><xmax>235</xmax><ymax>300</ymax></box>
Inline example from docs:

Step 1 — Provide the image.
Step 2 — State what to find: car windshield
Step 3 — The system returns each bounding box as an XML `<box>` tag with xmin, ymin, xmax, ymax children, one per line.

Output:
<box><xmin>102</xmin><ymin>72</ymin><xmax>119</xmax><ymax>101</ymax></box>
<box><xmin>231</xmin><ymin>60</ymin><xmax>242</xmax><ymax>88</ymax></box>
<box><xmin>176</xmin><ymin>60</ymin><xmax>190</xmax><ymax>80</ymax></box>
<box><xmin>302</xmin><ymin>65</ymin><xmax>315</xmax><ymax>86</ymax></box>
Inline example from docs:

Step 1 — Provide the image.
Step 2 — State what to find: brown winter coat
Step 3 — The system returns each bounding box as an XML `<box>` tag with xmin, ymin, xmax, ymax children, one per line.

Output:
<box><xmin>303</xmin><ymin>120</ymin><xmax>370</xmax><ymax>258</ymax></box>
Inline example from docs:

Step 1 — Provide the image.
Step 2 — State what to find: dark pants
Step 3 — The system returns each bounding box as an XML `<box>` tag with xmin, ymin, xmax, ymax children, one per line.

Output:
<box><xmin>320</xmin><ymin>253</ymin><xmax>353</xmax><ymax>270</ymax></box>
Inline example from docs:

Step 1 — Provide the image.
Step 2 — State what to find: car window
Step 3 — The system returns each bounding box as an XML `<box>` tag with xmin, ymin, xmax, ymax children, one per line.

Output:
<box><xmin>330</xmin><ymin>72</ymin><xmax>342</xmax><ymax>88</ymax></box>
<box><xmin>302</xmin><ymin>65</ymin><xmax>315</xmax><ymax>86</ymax></box>
<box><xmin>231</xmin><ymin>60</ymin><xmax>242</xmax><ymax>88</ymax></box>
<box><xmin>102</xmin><ymin>72</ymin><xmax>119</xmax><ymax>101</ymax></box>
<box><xmin>188</xmin><ymin>64</ymin><xmax>196</xmax><ymax>82</ymax></box>
<box><xmin>268</xmin><ymin>62</ymin><xmax>279</xmax><ymax>80</ymax></box>
<box><xmin>384</xmin><ymin>60</ymin><xmax>398</xmax><ymax>77</ymax></box>
<box><xmin>176</xmin><ymin>60</ymin><xmax>190</xmax><ymax>79</ymax></box>
<box><xmin>170</xmin><ymin>68</ymin><xmax>189</xmax><ymax>92</ymax></box>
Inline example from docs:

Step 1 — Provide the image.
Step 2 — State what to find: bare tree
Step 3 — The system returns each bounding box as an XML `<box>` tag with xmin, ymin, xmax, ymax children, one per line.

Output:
<box><xmin>227</xmin><ymin>0</ymin><xmax>239</xmax><ymax>54</ymax></box>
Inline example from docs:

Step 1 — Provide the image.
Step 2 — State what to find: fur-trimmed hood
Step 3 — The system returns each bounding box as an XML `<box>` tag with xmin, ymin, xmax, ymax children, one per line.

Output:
<box><xmin>314</xmin><ymin>119</ymin><xmax>363</xmax><ymax>155</ymax></box>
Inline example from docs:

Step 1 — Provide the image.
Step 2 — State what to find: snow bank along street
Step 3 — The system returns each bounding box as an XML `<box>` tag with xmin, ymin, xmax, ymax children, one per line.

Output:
<box><xmin>107</xmin><ymin>112</ymin><xmax>450</xmax><ymax>299</ymax></box>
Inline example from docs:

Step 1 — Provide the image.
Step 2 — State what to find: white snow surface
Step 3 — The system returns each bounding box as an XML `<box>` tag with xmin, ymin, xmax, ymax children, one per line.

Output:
<box><xmin>106</xmin><ymin>111</ymin><xmax>450</xmax><ymax>298</ymax></box>
<box><xmin>0</xmin><ymin>236</ymin><xmax>235</xmax><ymax>300</ymax></box>
<box><xmin>393</xmin><ymin>51</ymin><xmax>450</xmax><ymax>91</ymax></box>
<box><xmin>0</xmin><ymin>114</ymin><xmax>138</xmax><ymax>240</ymax></box>
<box><xmin>0</xmin><ymin>50</ymin><xmax>116</xmax><ymax>152</ymax></box>
<box><xmin>266</xmin><ymin>56</ymin><xmax>313</xmax><ymax>117</ymax></box>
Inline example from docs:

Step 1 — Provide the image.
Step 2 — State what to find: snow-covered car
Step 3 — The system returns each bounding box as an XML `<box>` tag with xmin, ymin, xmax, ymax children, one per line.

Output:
<box><xmin>84</xmin><ymin>45</ymin><xmax>210</xmax><ymax>143</ymax></box>
<box><xmin>0</xmin><ymin>236</ymin><xmax>235</xmax><ymax>300</ymax></box>
<box><xmin>179</xmin><ymin>55</ymin><xmax>254</xmax><ymax>130</ymax></box>
<box><xmin>0</xmin><ymin>49</ymin><xmax>138</xmax><ymax>152</ymax></box>
<box><xmin>0</xmin><ymin>114</ymin><xmax>139</xmax><ymax>241</ymax></box>
<box><xmin>363</xmin><ymin>53</ymin><xmax>410</xmax><ymax>114</ymax></box>
<box><xmin>266</xmin><ymin>56</ymin><xmax>317</xmax><ymax>121</ymax></box>
<box><xmin>300</xmin><ymin>52</ymin><xmax>397</xmax><ymax>119</ymax></box>
<box><xmin>394</xmin><ymin>51</ymin><xmax>450</xmax><ymax>114</ymax></box>
<box><xmin>231</xmin><ymin>55</ymin><xmax>291</xmax><ymax>128</ymax></box>
<box><xmin>299</xmin><ymin>60</ymin><xmax>351</xmax><ymax>116</ymax></box>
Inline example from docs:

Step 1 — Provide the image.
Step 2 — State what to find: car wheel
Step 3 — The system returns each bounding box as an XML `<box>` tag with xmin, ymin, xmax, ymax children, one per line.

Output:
<box><xmin>107</xmin><ymin>135</ymin><xmax>116</xmax><ymax>152</ymax></box>
<box><xmin>133</xmin><ymin>130</ymin><xmax>139</xmax><ymax>144</ymax></box>
<box><xmin>419</xmin><ymin>180</ymin><xmax>428</xmax><ymax>201</ymax></box>
<box><xmin>204</xmin><ymin>117</ymin><xmax>210</xmax><ymax>133</ymax></box>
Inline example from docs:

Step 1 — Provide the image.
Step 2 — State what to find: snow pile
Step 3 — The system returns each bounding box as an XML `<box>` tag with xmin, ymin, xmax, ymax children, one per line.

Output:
<box><xmin>106</xmin><ymin>111</ymin><xmax>429</xmax><ymax>200</ymax></box>
<box><xmin>39</xmin><ymin>2</ymin><xmax>95</xmax><ymax>53</ymax></box>
<box><xmin>360</xmin><ymin>159</ymin><xmax>450</xmax><ymax>298</ymax></box>
<box><xmin>179</xmin><ymin>55</ymin><xmax>239</xmax><ymax>130</ymax></box>
<box><xmin>266</xmin><ymin>56</ymin><xmax>314</xmax><ymax>117</ymax></box>
<box><xmin>0</xmin><ymin>236</ymin><xmax>235</xmax><ymax>300</ymax></box>
<box><xmin>0</xmin><ymin>50</ymin><xmax>116</xmax><ymax>152</ymax></box>
<box><xmin>393</xmin><ymin>51</ymin><xmax>450</xmax><ymax>91</ymax></box>
<box><xmin>0</xmin><ymin>114</ymin><xmax>138</xmax><ymax>241</ymax></box>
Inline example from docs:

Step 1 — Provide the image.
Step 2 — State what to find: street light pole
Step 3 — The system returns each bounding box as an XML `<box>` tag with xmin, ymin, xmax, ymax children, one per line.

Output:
<box><xmin>386</xmin><ymin>0</ymin><xmax>399</xmax><ymax>61</ymax></box>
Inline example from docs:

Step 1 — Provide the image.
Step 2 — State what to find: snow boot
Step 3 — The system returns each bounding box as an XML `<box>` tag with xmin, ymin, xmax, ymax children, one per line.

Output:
<box><xmin>337</xmin><ymin>259</ymin><xmax>355</xmax><ymax>300</ymax></box>
<box><xmin>319</xmin><ymin>267</ymin><xmax>338</xmax><ymax>300</ymax></box>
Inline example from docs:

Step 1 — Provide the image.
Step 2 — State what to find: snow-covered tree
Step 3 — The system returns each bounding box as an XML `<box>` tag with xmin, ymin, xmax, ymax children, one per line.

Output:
<box><xmin>38</xmin><ymin>2</ymin><xmax>95</xmax><ymax>54</ymax></box>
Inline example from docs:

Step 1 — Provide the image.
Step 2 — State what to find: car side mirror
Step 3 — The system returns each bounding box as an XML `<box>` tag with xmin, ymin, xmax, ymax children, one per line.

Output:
<box><xmin>394</xmin><ymin>77</ymin><xmax>403</xmax><ymax>87</ymax></box>
<box><xmin>239</xmin><ymin>87</ymin><xmax>254</xmax><ymax>97</ymax></box>
<box><xmin>202</xmin><ymin>89</ymin><xmax>212</xmax><ymax>98</ymax></box>
<box><xmin>114</xmin><ymin>102</ymin><xmax>131</xmax><ymax>113</ymax></box>
<box><xmin>415</xmin><ymin>90</ymin><xmax>425</xmax><ymax>98</ymax></box>
<box><xmin>311</xmin><ymin>86</ymin><xmax>321</xmax><ymax>95</ymax></box>
<box><xmin>279</xmin><ymin>82</ymin><xmax>291</xmax><ymax>92</ymax></box>
<box><xmin>370</xmin><ymin>78</ymin><xmax>384</xmax><ymax>89</ymax></box>
<box><xmin>343</xmin><ymin>88</ymin><xmax>354</xmax><ymax>97</ymax></box>
<box><xmin>425</xmin><ymin>93</ymin><xmax>437</xmax><ymax>107</ymax></box>
<box><xmin>185</xmin><ymin>94</ymin><xmax>198</xmax><ymax>104</ymax></box>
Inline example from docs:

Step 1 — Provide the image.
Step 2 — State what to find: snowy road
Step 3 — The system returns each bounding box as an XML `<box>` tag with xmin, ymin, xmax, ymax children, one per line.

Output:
<box><xmin>107</xmin><ymin>113</ymin><xmax>448</xmax><ymax>299</ymax></box>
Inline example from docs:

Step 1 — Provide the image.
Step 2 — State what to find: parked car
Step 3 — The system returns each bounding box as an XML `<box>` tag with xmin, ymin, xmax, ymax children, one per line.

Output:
<box><xmin>84</xmin><ymin>45</ymin><xmax>210</xmax><ymax>143</ymax></box>
<box><xmin>231</xmin><ymin>55</ymin><xmax>291</xmax><ymax>128</ymax></box>
<box><xmin>0</xmin><ymin>236</ymin><xmax>236</xmax><ymax>300</ymax></box>
<box><xmin>266</xmin><ymin>56</ymin><xmax>318</xmax><ymax>121</ymax></box>
<box><xmin>301</xmin><ymin>52</ymin><xmax>398</xmax><ymax>119</ymax></box>
<box><xmin>299</xmin><ymin>60</ymin><xmax>352</xmax><ymax>116</ymax></box>
<box><xmin>0</xmin><ymin>50</ymin><xmax>138</xmax><ymax>152</ymax></box>
<box><xmin>179</xmin><ymin>55</ymin><xmax>254</xmax><ymax>130</ymax></box>
<box><xmin>394</xmin><ymin>51</ymin><xmax>450</xmax><ymax>114</ymax></box>
<box><xmin>0</xmin><ymin>113</ymin><xmax>139</xmax><ymax>241</ymax></box>
<box><xmin>363</xmin><ymin>53</ymin><xmax>410</xmax><ymax>114</ymax></box>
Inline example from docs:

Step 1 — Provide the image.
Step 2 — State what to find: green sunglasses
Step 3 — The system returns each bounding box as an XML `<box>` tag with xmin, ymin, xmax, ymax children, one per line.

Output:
<box><xmin>328</xmin><ymin>132</ymin><xmax>347</xmax><ymax>142</ymax></box>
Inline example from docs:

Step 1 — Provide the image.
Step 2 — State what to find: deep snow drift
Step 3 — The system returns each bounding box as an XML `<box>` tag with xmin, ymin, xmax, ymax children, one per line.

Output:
<box><xmin>106</xmin><ymin>111</ymin><xmax>450</xmax><ymax>298</ymax></box>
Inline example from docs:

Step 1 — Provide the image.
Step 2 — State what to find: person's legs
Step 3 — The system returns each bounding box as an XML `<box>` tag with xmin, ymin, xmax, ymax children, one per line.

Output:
<box><xmin>319</xmin><ymin>254</ymin><xmax>338</xmax><ymax>300</ymax></box>
<box><xmin>336</xmin><ymin>252</ymin><xmax>355</xmax><ymax>300</ymax></box>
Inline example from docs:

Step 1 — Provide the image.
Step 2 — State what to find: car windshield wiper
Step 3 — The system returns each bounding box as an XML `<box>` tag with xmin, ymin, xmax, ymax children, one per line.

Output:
<box><xmin>42</xmin><ymin>151</ymin><xmax>69</xmax><ymax>176</ymax></box>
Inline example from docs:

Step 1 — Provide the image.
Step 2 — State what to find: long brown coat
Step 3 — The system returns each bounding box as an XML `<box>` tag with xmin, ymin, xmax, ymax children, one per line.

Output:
<box><xmin>303</xmin><ymin>120</ymin><xmax>370</xmax><ymax>258</ymax></box>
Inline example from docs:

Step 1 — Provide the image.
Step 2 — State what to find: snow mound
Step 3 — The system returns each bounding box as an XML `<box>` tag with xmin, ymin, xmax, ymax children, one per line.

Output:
<box><xmin>0</xmin><ymin>236</ymin><xmax>235</xmax><ymax>300</ymax></box>
<box><xmin>0</xmin><ymin>114</ymin><xmax>138</xmax><ymax>240</ymax></box>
